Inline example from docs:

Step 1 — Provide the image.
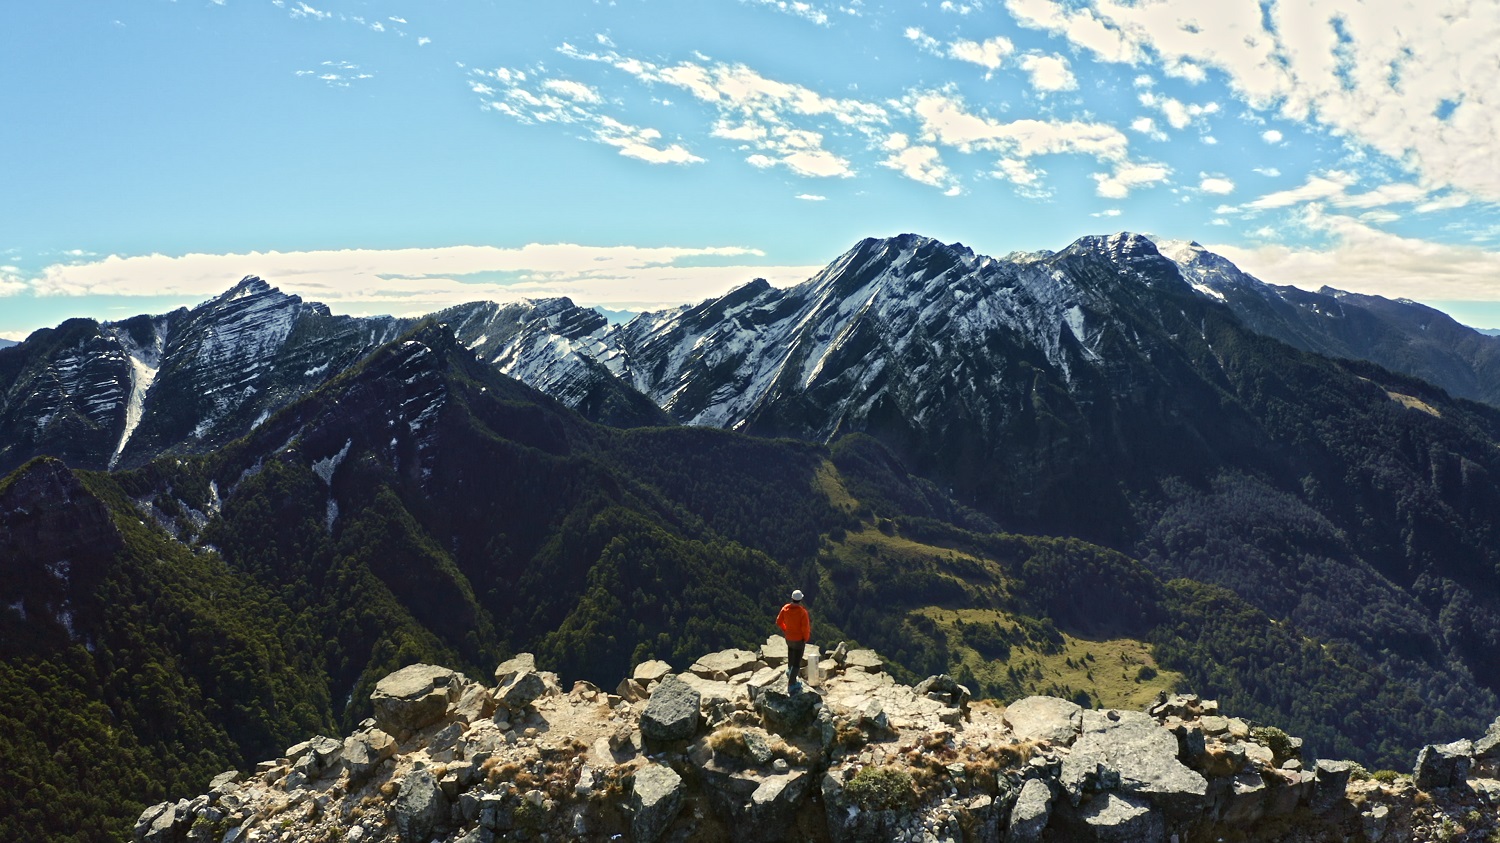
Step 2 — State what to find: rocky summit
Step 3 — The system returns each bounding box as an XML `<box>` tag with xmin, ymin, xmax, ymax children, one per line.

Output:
<box><xmin>135</xmin><ymin>644</ymin><xmax>1500</xmax><ymax>843</ymax></box>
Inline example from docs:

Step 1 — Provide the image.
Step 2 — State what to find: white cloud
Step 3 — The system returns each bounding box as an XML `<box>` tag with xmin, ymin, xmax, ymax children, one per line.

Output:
<box><xmin>27</xmin><ymin>245</ymin><xmax>822</xmax><ymax>315</ymax></box>
<box><xmin>941</xmin><ymin>1</ymin><xmax>985</xmax><ymax>13</ymax></box>
<box><xmin>594</xmin><ymin>117</ymin><xmax>704</xmax><ymax>165</ymax></box>
<box><xmin>540</xmin><ymin>79</ymin><xmax>602</xmax><ymax>104</ymax></box>
<box><xmin>1211</xmin><ymin>208</ymin><xmax>1500</xmax><ymax>302</ymax></box>
<box><xmin>417</xmin><ymin>36</ymin><xmax>431</xmax><ymax>46</ymax></box>
<box><xmin>880</xmin><ymin>134</ymin><xmax>960</xmax><ymax>193</ymax></box>
<box><xmin>1242</xmin><ymin>172</ymin><xmax>1444</xmax><ymax>212</ymax></box>
<box><xmin>475</xmin><ymin>67</ymin><xmax>702</xmax><ymax>166</ymax></box>
<box><xmin>738</xmin><ymin>0</ymin><xmax>831</xmax><ymax>25</ymax></box>
<box><xmin>1093</xmin><ymin>162</ymin><xmax>1170</xmax><ymax>198</ymax></box>
<box><xmin>796</xmin><ymin>193</ymin><xmax>827</xmax><ymax>201</ymax></box>
<box><xmin>949</xmin><ymin>36</ymin><xmax>1015</xmax><ymax>72</ymax></box>
<box><xmin>907</xmin><ymin>28</ymin><xmax>1014</xmax><ymax>76</ymax></box>
<box><xmin>1261</xmin><ymin>129</ymin><xmax>1283</xmax><ymax>143</ymax></box>
<box><xmin>1091</xmin><ymin>208</ymin><xmax>1123</xmax><ymax>217</ymax></box>
<box><xmin>1130</xmin><ymin>116</ymin><xmax>1167</xmax><ymax>141</ymax></box>
<box><xmin>1243</xmin><ymin>171</ymin><xmax>1358</xmax><ymax>210</ymax></box>
<box><xmin>1003</xmin><ymin>0</ymin><xmax>1500</xmax><ymax>202</ymax></box>
<box><xmin>1416</xmin><ymin>193</ymin><xmax>1471</xmax><ymax>213</ymax></box>
<box><xmin>1019</xmin><ymin>53</ymin><xmax>1077</xmax><ymax>92</ymax></box>
<box><xmin>1253</xmin><ymin>167</ymin><xmax>1281</xmax><ymax>177</ymax></box>
<box><xmin>1137</xmin><ymin>92</ymin><xmax>1218</xmax><ymax>130</ymax></box>
<box><xmin>558</xmin><ymin>46</ymin><xmax>884</xmax><ymax>178</ymax></box>
<box><xmin>1198</xmin><ymin>175</ymin><xmax>1235</xmax><ymax>195</ymax></box>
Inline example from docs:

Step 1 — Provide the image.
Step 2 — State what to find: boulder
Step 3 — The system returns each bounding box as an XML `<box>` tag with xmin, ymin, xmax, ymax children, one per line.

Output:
<box><xmin>134</xmin><ymin>801</ymin><xmax>182</xmax><ymax>843</ymax></box>
<box><xmin>631</xmin><ymin>764</ymin><xmax>685</xmax><ymax>843</ymax></box>
<box><xmin>641</xmin><ymin>676</ymin><xmax>702</xmax><ymax>742</ymax></box>
<box><xmin>395</xmin><ymin>766</ymin><xmax>448</xmax><ymax>843</ymax></box>
<box><xmin>497</xmin><ymin>670</ymin><xmax>546</xmax><ymax>711</ymax></box>
<box><xmin>493</xmin><ymin>653</ymin><xmax>536</xmax><ymax>686</ymax></box>
<box><xmin>1414</xmin><ymin>739</ymin><xmax>1473</xmax><ymax>790</ymax></box>
<box><xmin>1312</xmin><ymin>759</ymin><xmax>1352</xmax><ymax>810</ymax></box>
<box><xmin>690</xmin><ymin>649</ymin><xmax>761</xmax><ymax>678</ymax></box>
<box><xmin>914</xmin><ymin>674</ymin><xmax>971</xmax><ymax>714</ymax></box>
<box><xmin>1007</xmin><ymin>778</ymin><xmax>1052</xmax><ymax>843</ymax></box>
<box><xmin>340</xmin><ymin>731</ymin><xmax>395</xmax><ymax>783</ymax></box>
<box><xmin>1220</xmin><ymin>769</ymin><xmax>1267</xmax><ymax>825</ymax></box>
<box><xmin>454</xmin><ymin>683</ymin><xmax>496</xmax><ymax>723</ymax></box>
<box><xmin>1059</xmin><ymin>710</ymin><xmax>1207</xmax><ymax>813</ymax></box>
<box><xmin>702</xmin><ymin>768</ymin><xmax>811</xmax><ymax>843</ymax></box>
<box><xmin>1474</xmin><ymin>717</ymin><xmax>1500</xmax><ymax>759</ymax></box>
<box><xmin>633</xmin><ymin>660</ymin><xmax>673</xmax><ymax>684</ymax></box>
<box><xmin>751</xmin><ymin>674</ymin><xmax>821</xmax><ymax>735</ymax></box>
<box><xmin>617</xmin><ymin>677</ymin><xmax>648</xmax><ymax>702</ymax></box>
<box><xmin>1078</xmin><ymin>791</ymin><xmax>1164</xmax><ymax>843</ymax></box>
<box><xmin>843</xmin><ymin>649</ymin><xmax>883</xmax><ymax>673</ymax></box>
<box><xmin>371</xmin><ymin>664</ymin><xmax>465</xmax><ymax>734</ymax></box>
<box><xmin>1003</xmin><ymin>696</ymin><xmax>1083</xmax><ymax>746</ymax></box>
<box><xmin>760</xmin><ymin>636</ymin><xmax>789</xmax><ymax>665</ymax></box>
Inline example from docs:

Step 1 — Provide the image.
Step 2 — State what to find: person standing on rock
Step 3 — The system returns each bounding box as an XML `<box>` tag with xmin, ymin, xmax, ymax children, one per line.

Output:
<box><xmin>776</xmin><ymin>589</ymin><xmax>811</xmax><ymax>688</ymax></box>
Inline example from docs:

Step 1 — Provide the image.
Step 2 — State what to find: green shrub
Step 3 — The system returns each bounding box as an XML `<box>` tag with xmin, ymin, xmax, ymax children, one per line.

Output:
<box><xmin>844</xmin><ymin>766</ymin><xmax>916</xmax><ymax>811</ymax></box>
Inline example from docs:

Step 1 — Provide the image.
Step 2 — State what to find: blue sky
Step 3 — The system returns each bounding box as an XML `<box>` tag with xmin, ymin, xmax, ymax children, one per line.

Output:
<box><xmin>3</xmin><ymin>0</ymin><xmax>1499</xmax><ymax>339</ymax></box>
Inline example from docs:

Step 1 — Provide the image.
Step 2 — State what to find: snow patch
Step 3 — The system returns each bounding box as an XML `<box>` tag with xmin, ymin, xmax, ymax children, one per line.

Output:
<box><xmin>312</xmin><ymin>439</ymin><xmax>352</xmax><ymax>486</ymax></box>
<box><xmin>304</xmin><ymin>362</ymin><xmax>330</xmax><ymax>378</ymax></box>
<box><xmin>326</xmin><ymin>499</ymin><xmax>340</xmax><ymax>532</ymax></box>
<box><xmin>7</xmin><ymin>600</ymin><xmax>24</xmax><ymax>620</ymax></box>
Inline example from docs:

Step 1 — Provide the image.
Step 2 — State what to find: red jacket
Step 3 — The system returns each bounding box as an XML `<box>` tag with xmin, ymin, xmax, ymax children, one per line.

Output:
<box><xmin>777</xmin><ymin>602</ymin><xmax>810</xmax><ymax>642</ymax></box>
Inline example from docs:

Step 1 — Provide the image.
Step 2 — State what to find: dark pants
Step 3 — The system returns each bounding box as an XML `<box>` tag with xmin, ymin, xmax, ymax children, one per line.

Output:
<box><xmin>787</xmin><ymin>639</ymin><xmax>806</xmax><ymax>681</ymax></box>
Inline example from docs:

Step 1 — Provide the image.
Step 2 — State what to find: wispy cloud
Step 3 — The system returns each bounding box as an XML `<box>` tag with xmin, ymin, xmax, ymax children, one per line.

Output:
<box><xmin>473</xmin><ymin>67</ymin><xmax>703</xmax><ymax>165</ymax></box>
<box><xmin>556</xmin><ymin>45</ymin><xmax>886</xmax><ymax>178</ymax></box>
<box><xmin>26</xmin><ymin>245</ymin><xmax>822</xmax><ymax>314</ymax></box>
<box><xmin>1212</xmin><ymin>207</ymin><xmax>1500</xmax><ymax>302</ymax></box>
<box><xmin>738</xmin><ymin>0</ymin><xmax>832</xmax><ymax>26</ymax></box>
<box><xmin>1004</xmin><ymin>0</ymin><xmax>1500</xmax><ymax>203</ymax></box>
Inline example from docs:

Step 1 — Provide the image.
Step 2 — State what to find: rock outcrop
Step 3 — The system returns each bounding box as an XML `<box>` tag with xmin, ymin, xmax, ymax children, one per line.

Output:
<box><xmin>134</xmin><ymin>655</ymin><xmax>1500</xmax><ymax>843</ymax></box>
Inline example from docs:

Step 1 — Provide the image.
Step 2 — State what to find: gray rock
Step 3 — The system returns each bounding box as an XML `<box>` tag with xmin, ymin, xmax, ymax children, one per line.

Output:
<box><xmin>690</xmin><ymin>649</ymin><xmax>761</xmax><ymax>678</ymax></box>
<box><xmin>454</xmin><ymin>683</ymin><xmax>496</xmax><ymax>723</ymax></box>
<box><xmin>633</xmin><ymin>660</ymin><xmax>673</xmax><ymax>684</ymax></box>
<box><xmin>743</xmin><ymin>771</ymin><xmax>812</xmax><ymax>842</ymax></box>
<box><xmin>371</xmin><ymin>664</ymin><xmax>465</xmax><ymax>734</ymax></box>
<box><xmin>1414</xmin><ymin>739</ymin><xmax>1473</xmax><ymax>789</ymax></box>
<box><xmin>395</xmin><ymin>767</ymin><xmax>449</xmax><ymax>843</ymax></box>
<box><xmin>617</xmin><ymin>677</ymin><xmax>648</xmax><ymax>702</ymax></box>
<box><xmin>493</xmin><ymin>652</ymin><xmax>536</xmax><ymax>686</ymax></box>
<box><xmin>760</xmin><ymin>635</ymin><xmax>789</xmax><ymax>665</ymax></box>
<box><xmin>208</xmin><ymin>770</ymin><xmax>241</xmax><ymax>791</ymax></box>
<box><xmin>1006</xmin><ymin>778</ymin><xmax>1052</xmax><ymax>843</ymax></box>
<box><xmin>1220</xmin><ymin>769</ymin><xmax>1267</xmax><ymax>825</ymax></box>
<box><xmin>1474</xmin><ymin>717</ymin><xmax>1500</xmax><ymax>759</ymax></box>
<box><xmin>1312</xmin><ymin>759</ymin><xmax>1352</xmax><ymax>811</ymax></box>
<box><xmin>341</xmin><ymin>729</ymin><xmax>396</xmax><ymax>783</ymax></box>
<box><xmin>1059</xmin><ymin>710</ymin><xmax>1207</xmax><ymax>813</ymax></box>
<box><xmin>134</xmin><ymin>801</ymin><xmax>179</xmax><ymax>843</ymax></box>
<box><xmin>641</xmin><ymin>676</ymin><xmax>702</xmax><ymax>742</ymax></box>
<box><xmin>843</xmin><ymin>649</ymin><xmax>883</xmax><ymax>673</ymax></box>
<box><xmin>1079</xmin><ymin>791</ymin><xmax>1164</xmax><ymax>843</ymax></box>
<box><xmin>1003</xmin><ymin>696</ymin><xmax>1082</xmax><ymax>746</ymax></box>
<box><xmin>631</xmin><ymin>764</ymin><xmax>685</xmax><ymax>843</ymax></box>
<box><xmin>498</xmin><ymin>670</ymin><xmax>547</xmax><ymax>711</ymax></box>
<box><xmin>751</xmin><ymin>674</ymin><xmax>821</xmax><ymax>735</ymax></box>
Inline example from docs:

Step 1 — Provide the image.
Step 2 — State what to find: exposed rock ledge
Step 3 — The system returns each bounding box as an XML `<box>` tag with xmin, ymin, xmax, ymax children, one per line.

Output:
<box><xmin>136</xmin><ymin>637</ymin><xmax>1500</xmax><ymax>843</ymax></box>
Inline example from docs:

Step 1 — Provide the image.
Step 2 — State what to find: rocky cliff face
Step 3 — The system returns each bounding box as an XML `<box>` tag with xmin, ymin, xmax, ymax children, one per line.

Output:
<box><xmin>136</xmin><ymin>642</ymin><xmax>1500</xmax><ymax>843</ymax></box>
<box><xmin>0</xmin><ymin>278</ymin><xmax>413</xmax><ymax>475</ymax></box>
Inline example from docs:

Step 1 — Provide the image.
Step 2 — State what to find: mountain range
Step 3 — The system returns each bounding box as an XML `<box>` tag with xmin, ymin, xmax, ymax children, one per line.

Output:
<box><xmin>6</xmin><ymin>232</ymin><xmax>1500</xmax><ymax>841</ymax></box>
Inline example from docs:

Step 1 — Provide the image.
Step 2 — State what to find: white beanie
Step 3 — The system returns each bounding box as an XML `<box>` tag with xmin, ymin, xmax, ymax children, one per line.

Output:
<box><xmin>791</xmin><ymin>589</ymin><xmax>804</xmax><ymax>601</ymax></box>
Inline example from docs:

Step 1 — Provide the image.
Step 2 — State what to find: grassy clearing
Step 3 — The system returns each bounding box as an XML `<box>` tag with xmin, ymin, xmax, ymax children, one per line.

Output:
<box><xmin>917</xmin><ymin>607</ymin><xmax>1181</xmax><ymax>710</ymax></box>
